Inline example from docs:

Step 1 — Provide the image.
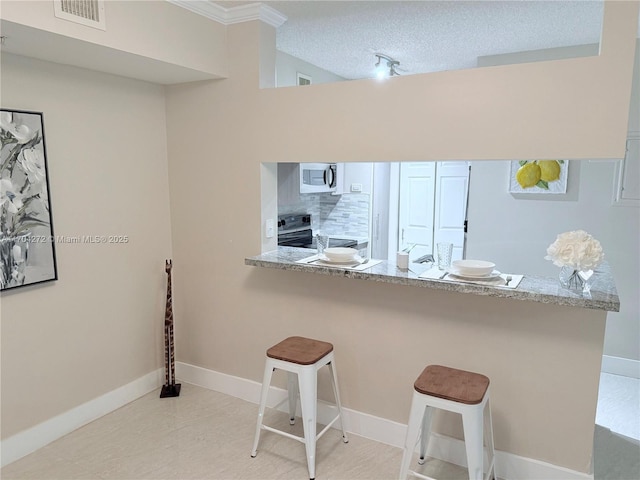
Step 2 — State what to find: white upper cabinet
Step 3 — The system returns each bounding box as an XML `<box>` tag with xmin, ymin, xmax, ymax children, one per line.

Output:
<box><xmin>334</xmin><ymin>163</ymin><xmax>373</xmax><ymax>195</ymax></box>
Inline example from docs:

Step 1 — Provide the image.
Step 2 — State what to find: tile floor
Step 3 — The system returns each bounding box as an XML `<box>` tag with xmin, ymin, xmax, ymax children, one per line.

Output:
<box><xmin>1</xmin><ymin>372</ymin><xmax>638</xmax><ymax>480</ymax></box>
<box><xmin>595</xmin><ymin>372</ymin><xmax>640</xmax><ymax>441</ymax></box>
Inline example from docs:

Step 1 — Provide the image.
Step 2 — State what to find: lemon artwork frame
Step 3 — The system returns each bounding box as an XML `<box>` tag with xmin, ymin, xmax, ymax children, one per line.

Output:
<box><xmin>509</xmin><ymin>159</ymin><xmax>569</xmax><ymax>194</ymax></box>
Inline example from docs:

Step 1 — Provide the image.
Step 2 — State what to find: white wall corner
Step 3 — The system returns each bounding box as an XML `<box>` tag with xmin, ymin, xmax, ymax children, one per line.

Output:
<box><xmin>167</xmin><ymin>1</ymin><xmax>287</xmax><ymax>28</ymax></box>
<box><xmin>0</xmin><ymin>369</ymin><xmax>163</xmax><ymax>468</ymax></box>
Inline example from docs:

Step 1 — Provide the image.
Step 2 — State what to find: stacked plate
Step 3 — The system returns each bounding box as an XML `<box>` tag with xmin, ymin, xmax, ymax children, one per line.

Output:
<box><xmin>449</xmin><ymin>260</ymin><xmax>500</xmax><ymax>280</ymax></box>
<box><xmin>320</xmin><ymin>247</ymin><xmax>360</xmax><ymax>265</ymax></box>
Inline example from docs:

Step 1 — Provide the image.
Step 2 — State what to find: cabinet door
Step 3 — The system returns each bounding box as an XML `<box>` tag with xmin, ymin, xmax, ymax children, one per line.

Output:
<box><xmin>614</xmin><ymin>134</ymin><xmax>639</xmax><ymax>206</ymax></box>
<box><xmin>342</xmin><ymin>163</ymin><xmax>373</xmax><ymax>194</ymax></box>
<box><xmin>277</xmin><ymin>163</ymin><xmax>300</xmax><ymax>206</ymax></box>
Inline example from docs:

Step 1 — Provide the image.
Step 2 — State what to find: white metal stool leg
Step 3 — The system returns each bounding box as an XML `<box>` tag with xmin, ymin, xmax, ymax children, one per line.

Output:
<box><xmin>327</xmin><ymin>361</ymin><xmax>349</xmax><ymax>442</ymax></box>
<box><xmin>462</xmin><ymin>404</ymin><xmax>484</xmax><ymax>480</ymax></box>
<box><xmin>287</xmin><ymin>371</ymin><xmax>299</xmax><ymax>425</ymax></box>
<box><xmin>251</xmin><ymin>362</ymin><xmax>275</xmax><ymax>457</ymax></box>
<box><xmin>418</xmin><ymin>406</ymin><xmax>433</xmax><ymax>465</ymax></box>
<box><xmin>483</xmin><ymin>397</ymin><xmax>496</xmax><ymax>480</ymax></box>
<box><xmin>298</xmin><ymin>365</ymin><xmax>318</xmax><ymax>480</ymax></box>
<box><xmin>400</xmin><ymin>392</ymin><xmax>427</xmax><ymax>480</ymax></box>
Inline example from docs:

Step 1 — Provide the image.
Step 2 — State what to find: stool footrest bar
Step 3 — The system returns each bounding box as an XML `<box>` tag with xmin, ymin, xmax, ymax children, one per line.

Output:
<box><xmin>316</xmin><ymin>414</ymin><xmax>341</xmax><ymax>440</ymax></box>
<box><xmin>261</xmin><ymin>425</ymin><xmax>306</xmax><ymax>444</ymax></box>
<box><xmin>408</xmin><ymin>470</ymin><xmax>438</xmax><ymax>480</ymax></box>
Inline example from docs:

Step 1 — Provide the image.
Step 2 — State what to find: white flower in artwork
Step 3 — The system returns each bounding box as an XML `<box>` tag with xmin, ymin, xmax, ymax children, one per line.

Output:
<box><xmin>0</xmin><ymin>111</ymin><xmax>34</xmax><ymax>144</ymax></box>
<box><xmin>10</xmin><ymin>264</ymin><xmax>25</xmax><ymax>283</ymax></box>
<box><xmin>19</xmin><ymin>147</ymin><xmax>46</xmax><ymax>185</ymax></box>
<box><xmin>0</xmin><ymin>178</ymin><xmax>24</xmax><ymax>214</ymax></box>
<box><xmin>39</xmin><ymin>181</ymin><xmax>49</xmax><ymax>210</ymax></box>
<box><xmin>545</xmin><ymin>230</ymin><xmax>604</xmax><ymax>271</ymax></box>
<box><xmin>0</xmin><ymin>111</ymin><xmax>13</xmax><ymax>131</ymax></box>
<box><xmin>12</xmin><ymin>244</ymin><xmax>24</xmax><ymax>263</ymax></box>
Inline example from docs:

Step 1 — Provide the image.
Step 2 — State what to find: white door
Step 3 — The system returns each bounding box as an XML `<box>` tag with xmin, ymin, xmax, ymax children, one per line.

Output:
<box><xmin>433</xmin><ymin>162</ymin><xmax>470</xmax><ymax>261</ymax></box>
<box><xmin>398</xmin><ymin>162</ymin><xmax>436</xmax><ymax>262</ymax></box>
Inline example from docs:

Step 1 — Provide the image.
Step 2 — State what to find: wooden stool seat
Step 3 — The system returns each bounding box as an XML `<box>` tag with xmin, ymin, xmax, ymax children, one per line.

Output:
<box><xmin>414</xmin><ymin>365</ymin><xmax>490</xmax><ymax>405</ymax></box>
<box><xmin>267</xmin><ymin>336</ymin><xmax>334</xmax><ymax>365</ymax></box>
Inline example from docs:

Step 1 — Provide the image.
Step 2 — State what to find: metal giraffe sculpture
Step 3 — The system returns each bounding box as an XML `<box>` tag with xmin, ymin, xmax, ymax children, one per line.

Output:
<box><xmin>160</xmin><ymin>259</ymin><xmax>181</xmax><ymax>398</ymax></box>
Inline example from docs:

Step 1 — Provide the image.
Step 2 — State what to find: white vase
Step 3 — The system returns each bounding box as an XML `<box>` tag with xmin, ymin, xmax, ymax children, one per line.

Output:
<box><xmin>559</xmin><ymin>266</ymin><xmax>594</xmax><ymax>295</ymax></box>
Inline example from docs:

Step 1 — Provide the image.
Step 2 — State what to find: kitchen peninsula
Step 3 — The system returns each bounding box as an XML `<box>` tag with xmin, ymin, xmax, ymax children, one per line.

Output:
<box><xmin>245</xmin><ymin>246</ymin><xmax>620</xmax><ymax>477</ymax></box>
<box><xmin>245</xmin><ymin>246</ymin><xmax>620</xmax><ymax>312</ymax></box>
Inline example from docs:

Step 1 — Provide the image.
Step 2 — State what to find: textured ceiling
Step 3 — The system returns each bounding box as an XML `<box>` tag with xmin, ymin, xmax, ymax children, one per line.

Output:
<box><xmin>214</xmin><ymin>1</ymin><xmax>637</xmax><ymax>80</ymax></box>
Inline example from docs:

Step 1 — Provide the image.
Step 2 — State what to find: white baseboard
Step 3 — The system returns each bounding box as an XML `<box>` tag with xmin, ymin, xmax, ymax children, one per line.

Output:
<box><xmin>601</xmin><ymin>355</ymin><xmax>640</xmax><ymax>379</ymax></box>
<box><xmin>177</xmin><ymin>362</ymin><xmax>593</xmax><ymax>480</ymax></box>
<box><xmin>0</xmin><ymin>369</ymin><xmax>163</xmax><ymax>468</ymax></box>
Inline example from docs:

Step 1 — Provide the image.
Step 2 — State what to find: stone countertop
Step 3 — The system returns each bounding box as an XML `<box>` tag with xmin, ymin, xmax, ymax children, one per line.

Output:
<box><xmin>245</xmin><ymin>247</ymin><xmax>620</xmax><ymax>312</ymax></box>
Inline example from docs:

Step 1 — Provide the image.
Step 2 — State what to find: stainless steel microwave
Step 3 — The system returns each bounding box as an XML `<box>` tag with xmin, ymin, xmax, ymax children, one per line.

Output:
<box><xmin>299</xmin><ymin>163</ymin><xmax>337</xmax><ymax>193</ymax></box>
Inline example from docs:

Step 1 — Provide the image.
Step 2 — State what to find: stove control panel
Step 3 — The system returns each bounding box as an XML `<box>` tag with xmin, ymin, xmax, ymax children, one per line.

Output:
<box><xmin>277</xmin><ymin>214</ymin><xmax>311</xmax><ymax>232</ymax></box>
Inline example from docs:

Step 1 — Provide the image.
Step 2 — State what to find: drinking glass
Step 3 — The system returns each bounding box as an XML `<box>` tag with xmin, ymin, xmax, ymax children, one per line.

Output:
<box><xmin>316</xmin><ymin>234</ymin><xmax>329</xmax><ymax>255</ymax></box>
<box><xmin>436</xmin><ymin>242</ymin><xmax>453</xmax><ymax>270</ymax></box>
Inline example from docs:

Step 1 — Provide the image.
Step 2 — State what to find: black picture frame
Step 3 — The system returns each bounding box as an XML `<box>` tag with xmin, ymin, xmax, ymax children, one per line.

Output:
<box><xmin>1</xmin><ymin>109</ymin><xmax>58</xmax><ymax>291</ymax></box>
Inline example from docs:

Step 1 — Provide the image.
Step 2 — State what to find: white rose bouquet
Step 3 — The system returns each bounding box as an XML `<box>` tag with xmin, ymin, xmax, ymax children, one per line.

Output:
<box><xmin>545</xmin><ymin>230</ymin><xmax>604</xmax><ymax>271</ymax></box>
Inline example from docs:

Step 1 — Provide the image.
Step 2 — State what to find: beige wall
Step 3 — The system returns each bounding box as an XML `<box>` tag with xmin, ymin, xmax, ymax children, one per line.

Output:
<box><xmin>163</xmin><ymin>4</ymin><xmax>637</xmax><ymax>473</ymax></box>
<box><xmin>0</xmin><ymin>53</ymin><xmax>173</xmax><ymax>439</ymax></box>
<box><xmin>0</xmin><ymin>0</ymin><xmax>228</xmax><ymax>79</ymax></box>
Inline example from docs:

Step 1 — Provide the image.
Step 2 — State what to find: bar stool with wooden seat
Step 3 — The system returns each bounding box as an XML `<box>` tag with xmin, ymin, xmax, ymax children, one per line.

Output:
<box><xmin>399</xmin><ymin>365</ymin><xmax>496</xmax><ymax>480</ymax></box>
<box><xmin>250</xmin><ymin>336</ymin><xmax>349</xmax><ymax>480</ymax></box>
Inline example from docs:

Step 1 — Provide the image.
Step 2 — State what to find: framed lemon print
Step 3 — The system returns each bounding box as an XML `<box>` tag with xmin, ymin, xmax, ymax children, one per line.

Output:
<box><xmin>509</xmin><ymin>160</ymin><xmax>568</xmax><ymax>194</ymax></box>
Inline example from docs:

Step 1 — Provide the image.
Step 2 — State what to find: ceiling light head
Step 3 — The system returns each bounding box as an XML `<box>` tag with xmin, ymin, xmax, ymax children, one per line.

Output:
<box><xmin>374</xmin><ymin>53</ymin><xmax>401</xmax><ymax>79</ymax></box>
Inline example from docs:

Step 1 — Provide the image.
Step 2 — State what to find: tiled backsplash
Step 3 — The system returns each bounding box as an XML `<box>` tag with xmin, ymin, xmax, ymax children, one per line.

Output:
<box><xmin>279</xmin><ymin>193</ymin><xmax>370</xmax><ymax>237</ymax></box>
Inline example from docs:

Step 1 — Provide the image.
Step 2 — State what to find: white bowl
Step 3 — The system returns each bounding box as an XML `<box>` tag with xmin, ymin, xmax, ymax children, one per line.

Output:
<box><xmin>323</xmin><ymin>247</ymin><xmax>358</xmax><ymax>262</ymax></box>
<box><xmin>451</xmin><ymin>259</ymin><xmax>496</xmax><ymax>276</ymax></box>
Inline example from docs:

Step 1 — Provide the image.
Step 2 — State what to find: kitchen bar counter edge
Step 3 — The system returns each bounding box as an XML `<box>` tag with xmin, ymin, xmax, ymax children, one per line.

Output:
<box><xmin>245</xmin><ymin>247</ymin><xmax>620</xmax><ymax>312</ymax></box>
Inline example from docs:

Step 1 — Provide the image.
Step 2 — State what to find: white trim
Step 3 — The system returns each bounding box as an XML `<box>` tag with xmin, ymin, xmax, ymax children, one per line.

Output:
<box><xmin>226</xmin><ymin>3</ymin><xmax>287</xmax><ymax>27</ymax></box>
<box><xmin>176</xmin><ymin>362</ymin><xmax>593</xmax><ymax>480</ymax></box>
<box><xmin>496</xmin><ymin>451</ymin><xmax>593</xmax><ymax>480</ymax></box>
<box><xmin>601</xmin><ymin>355</ymin><xmax>640</xmax><ymax>379</ymax></box>
<box><xmin>166</xmin><ymin>0</ymin><xmax>226</xmax><ymax>24</ymax></box>
<box><xmin>167</xmin><ymin>1</ymin><xmax>287</xmax><ymax>28</ymax></box>
<box><xmin>0</xmin><ymin>369</ymin><xmax>163</xmax><ymax>468</ymax></box>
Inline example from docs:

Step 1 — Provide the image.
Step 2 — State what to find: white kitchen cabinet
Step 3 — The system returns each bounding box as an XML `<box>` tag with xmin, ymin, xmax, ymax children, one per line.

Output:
<box><xmin>277</xmin><ymin>163</ymin><xmax>301</xmax><ymax>206</ymax></box>
<box><xmin>613</xmin><ymin>132</ymin><xmax>639</xmax><ymax>207</ymax></box>
<box><xmin>334</xmin><ymin>162</ymin><xmax>373</xmax><ymax>195</ymax></box>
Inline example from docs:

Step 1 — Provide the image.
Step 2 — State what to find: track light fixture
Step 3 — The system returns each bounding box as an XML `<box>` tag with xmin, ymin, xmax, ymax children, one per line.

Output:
<box><xmin>374</xmin><ymin>53</ymin><xmax>400</xmax><ymax>79</ymax></box>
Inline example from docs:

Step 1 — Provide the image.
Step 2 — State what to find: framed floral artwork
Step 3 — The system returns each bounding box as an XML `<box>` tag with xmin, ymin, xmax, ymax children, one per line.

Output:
<box><xmin>509</xmin><ymin>159</ymin><xmax>569</xmax><ymax>194</ymax></box>
<box><xmin>1</xmin><ymin>109</ymin><xmax>58</xmax><ymax>291</ymax></box>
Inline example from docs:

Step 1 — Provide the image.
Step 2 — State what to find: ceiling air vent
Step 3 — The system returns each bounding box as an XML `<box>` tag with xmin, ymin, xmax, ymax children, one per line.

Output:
<box><xmin>54</xmin><ymin>0</ymin><xmax>106</xmax><ymax>30</ymax></box>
